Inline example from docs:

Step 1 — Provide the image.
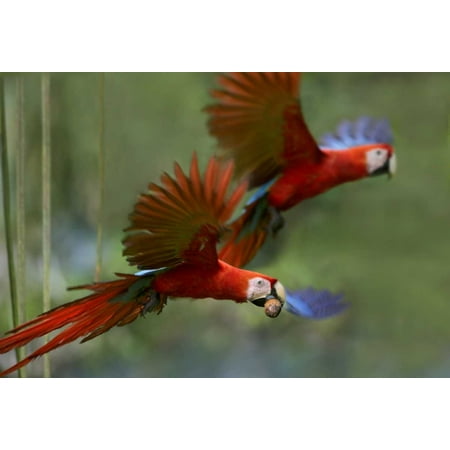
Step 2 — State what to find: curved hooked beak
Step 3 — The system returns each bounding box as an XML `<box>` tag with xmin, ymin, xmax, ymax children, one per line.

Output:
<box><xmin>371</xmin><ymin>153</ymin><xmax>397</xmax><ymax>179</ymax></box>
<box><xmin>250</xmin><ymin>281</ymin><xmax>286</xmax><ymax>318</ymax></box>
<box><xmin>388</xmin><ymin>153</ymin><xmax>397</xmax><ymax>178</ymax></box>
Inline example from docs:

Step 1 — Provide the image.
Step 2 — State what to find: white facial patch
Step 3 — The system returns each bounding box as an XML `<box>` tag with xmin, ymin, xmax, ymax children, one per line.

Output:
<box><xmin>366</xmin><ymin>148</ymin><xmax>389</xmax><ymax>174</ymax></box>
<box><xmin>247</xmin><ymin>277</ymin><xmax>271</xmax><ymax>301</ymax></box>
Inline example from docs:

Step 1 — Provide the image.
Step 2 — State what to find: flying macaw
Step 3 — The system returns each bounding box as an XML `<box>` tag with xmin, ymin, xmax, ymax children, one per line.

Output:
<box><xmin>0</xmin><ymin>153</ymin><xmax>347</xmax><ymax>377</ymax></box>
<box><xmin>205</xmin><ymin>72</ymin><xmax>397</xmax><ymax>267</ymax></box>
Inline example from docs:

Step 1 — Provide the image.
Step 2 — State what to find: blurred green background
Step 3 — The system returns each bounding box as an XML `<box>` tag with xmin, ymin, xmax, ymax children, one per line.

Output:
<box><xmin>0</xmin><ymin>73</ymin><xmax>449</xmax><ymax>377</ymax></box>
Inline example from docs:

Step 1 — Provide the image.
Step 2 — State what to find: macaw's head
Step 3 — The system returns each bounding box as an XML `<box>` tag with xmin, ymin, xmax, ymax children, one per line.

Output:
<box><xmin>365</xmin><ymin>144</ymin><xmax>396</xmax><ymax>178</ymax></box>
<box><xmin>320</xmin><ymin>117</ymin><xmax>397</xmax><ymax>179</ymax></box>
<box><xmin>246</xmin><ymin>277</ymin><xmax>286</xmax><ymax>318</ymax></box>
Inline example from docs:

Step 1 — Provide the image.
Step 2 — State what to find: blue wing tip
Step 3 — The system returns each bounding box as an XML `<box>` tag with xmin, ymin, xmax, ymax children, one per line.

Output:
<box><xmin>320</xmin><ymin>116</ymin><xmax>393</xmax><ymax>150</ymax></box>
<box><xmin>285</xmin><ymin>287</ymin><xmax>349</xmax><ymax>319</ymax></box>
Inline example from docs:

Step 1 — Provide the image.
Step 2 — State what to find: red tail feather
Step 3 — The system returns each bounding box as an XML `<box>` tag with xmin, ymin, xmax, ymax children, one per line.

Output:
<box><xmin>0</xmin><ymin>274</ymin><xmax>151</xmax><ymax>377</ymax></box>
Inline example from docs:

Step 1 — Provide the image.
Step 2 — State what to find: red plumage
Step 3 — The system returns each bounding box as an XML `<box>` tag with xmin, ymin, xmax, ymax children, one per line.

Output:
<box><xmin>0</xmin><ymin>275</ymin><xmax>145</xmax><ymax>377</ymax></box>
<box><xmin>206</xmin><ymin>72</ymin><xmax>396</xmax><ymax>267</ymax></box>
<box><xmin>0</xmin><ymin>154</ymin><xmax>282</xmax><ymax>377</ymax></box>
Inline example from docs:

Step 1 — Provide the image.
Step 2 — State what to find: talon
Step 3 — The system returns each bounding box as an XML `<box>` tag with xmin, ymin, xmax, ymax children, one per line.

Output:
<box><xmin>140</xmin><ymin>291</ymin><xmax>166</xmax><ymax>316</ymax></box>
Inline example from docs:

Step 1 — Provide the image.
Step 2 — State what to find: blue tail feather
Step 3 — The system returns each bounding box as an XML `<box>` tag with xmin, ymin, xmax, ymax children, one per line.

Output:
<box><xmin>285</xmin><ymin>288</ymin><xmax>349</xmax><ymax>319</ymax></box>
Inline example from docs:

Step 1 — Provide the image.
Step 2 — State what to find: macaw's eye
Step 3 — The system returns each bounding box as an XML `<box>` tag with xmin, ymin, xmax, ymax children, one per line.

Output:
<box><xmin>247</xmin><ymin>277</ymin><xmax>271</xmax><ymax>302</ymax></box>
<box><xmin>366</xmin><ymin>148</ymin><xmax>389</xmax><ymax>175</ymax></box>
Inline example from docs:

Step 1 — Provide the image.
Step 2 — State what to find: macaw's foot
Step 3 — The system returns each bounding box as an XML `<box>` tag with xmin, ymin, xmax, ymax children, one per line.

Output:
<box><xmin>268</xmin><ymin>206</ymin><xmax>285</xmax><ymax>236</ymax></box>
<box><xmin>140</xmin><ymin>291</ymin><xmax>167</xmax><ymax>316</ymax></box>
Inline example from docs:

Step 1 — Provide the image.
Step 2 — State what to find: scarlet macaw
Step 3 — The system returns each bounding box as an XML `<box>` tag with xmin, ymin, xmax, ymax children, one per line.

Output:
<box><xmin>0</xmin><ymin>154</ymin><xmax>346</xmax><ymax>377</ymax></box>
<box><xmin>205</xmin><ymin>72</ymin><xmax>397</xmax><ymax>267</ymax></box>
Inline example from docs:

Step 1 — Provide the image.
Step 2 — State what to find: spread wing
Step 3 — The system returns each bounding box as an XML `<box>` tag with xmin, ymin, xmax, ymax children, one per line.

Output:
<box><xmin>122</xmin><ymin>154</ymin><xmax>247</xmax><ymax>269</ymax></box>
<box><xmin>205</xmin><ymin>72</ymin><xmax>322</xmax><ymax>189</ymax></box>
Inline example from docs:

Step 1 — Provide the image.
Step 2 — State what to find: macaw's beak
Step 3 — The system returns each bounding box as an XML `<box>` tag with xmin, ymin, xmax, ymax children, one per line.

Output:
<box><xmin>388</xmin><ymin>153</ymin><xmax>397</xmax><ymax>178</ymax></box>
<box><xmin>371</xmin><ymin>153</ymin><xmax>397</xmax><ymax>179</ymax></box>
<box><xmin>250</xmin><ymin>281</ymin><xmax>286</xmax><ymax>318</ymax></box>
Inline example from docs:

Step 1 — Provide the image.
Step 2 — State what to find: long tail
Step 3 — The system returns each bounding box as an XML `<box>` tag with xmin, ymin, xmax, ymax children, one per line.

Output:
<box><xmin>219</xmin><ymin>193</ymin><xmax>282</xmax><ymax>268</ymax></box>
<box><xmin>0</xmin><ymin>273</ymin><xmax>158</xmax><ymax>377</ymax></box>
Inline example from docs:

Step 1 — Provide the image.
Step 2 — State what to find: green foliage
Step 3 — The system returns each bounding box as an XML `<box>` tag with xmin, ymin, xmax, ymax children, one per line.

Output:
<box><xmin>14</xmin><ymin>76</ymin><xmax>27</xmax><ymax>376</ymax></box>
<box><xmin>0</xmin><ymin>76</ymin><xmax>22</xmax><ymax>373</ymax></box>
<box><xmin>41</xmin><ymin>73</ymin><xmax>52</xmax><ymax>377</ymax></box>
<box><xmin>0</xmin><ymin>73</ymin><xmax>449</xmax><ymax>377</ymax></box>
<box><xmin>95</xmin><ymin>73</ymin><xmax>105</xmax><ymax>283</ymax></box>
